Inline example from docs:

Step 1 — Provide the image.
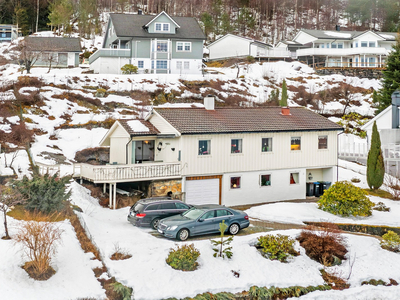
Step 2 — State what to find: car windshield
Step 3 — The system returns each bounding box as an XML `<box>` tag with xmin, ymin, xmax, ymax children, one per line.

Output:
<box><xmin>182</xmin><ymin>208</ymin><xmax>204</xmax><ymax>220</ymax></box>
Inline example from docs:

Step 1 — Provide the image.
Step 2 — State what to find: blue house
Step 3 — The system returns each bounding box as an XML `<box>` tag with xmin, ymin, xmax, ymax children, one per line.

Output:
<box><xmin>90</xmin><ymin>11</ymin><xmax>206</xmax><ymax>74</ymax></box>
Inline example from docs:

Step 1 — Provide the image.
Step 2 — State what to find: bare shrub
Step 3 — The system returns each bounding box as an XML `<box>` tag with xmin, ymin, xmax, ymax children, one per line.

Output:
<box><xmin>110</xmin><ymin>243</ymin><xmax>132</xmax><ymax>260</ymax></box>
<box><xmin>0</xmin><ymin>185</ymin><xmax>26</xmax><ymax>239</ymax></box>
<box><xmin>14</xmin><ymin>211</ymin><xmax>63</xmax><ymax>280</ymax></box>
<box><xmin>15</xmin><ymin>76</ymin><xmax>43</xmax><ymax>88</ymax></box>
<box><xmin>385</xmin><ymin>174</ymin><xmax>400</xmax><ymax>200</ymax></box>
<box><xmin>297</xmin><ymin>223</ymin><xmax>347</xmax><ymax>266</ymax></box>
<box><xmin>75</xmin><ymin>147</ymin><xmax>110</xmax><ymax>164</ymax></box>
<box><xmin>320</xmin><ymin>269</ymin><xmax>350</xmax><ymax>290</ymax></box>
<box><xmin>5</xmin><ymin>122</ymin><xmax>34</xmax><ymax>147</ymax></box>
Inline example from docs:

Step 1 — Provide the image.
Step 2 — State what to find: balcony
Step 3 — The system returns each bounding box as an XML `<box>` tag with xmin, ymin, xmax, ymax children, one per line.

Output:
<box><xmin>296</xmin><ymin>47</ymin><xmax>390</xmax><ymax>57</ymax></box>
<box><xmin>74</xmin><ymin>162</ymin><xmax>182</xmax><ymax>183</ymax></box>
<box><xmin>89</xmin><ymin>48</ymin><xmax>131</xmax><ymax>64</ymax></box>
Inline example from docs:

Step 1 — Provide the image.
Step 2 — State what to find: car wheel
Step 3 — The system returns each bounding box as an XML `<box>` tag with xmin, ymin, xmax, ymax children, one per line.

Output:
<box><xmin>228</xmin><ymin>223</ymin><xmax>240</xmax><ymax>235</ymax></box>
<box><xmin>177</xmin><ymin>229</ymin><xmax>189</xmax><ymax>241</ymax></box>
<box><xmin>151</xmin><ymin>218</ymin><xmax>161</xmax><ymax>230</ymax></box>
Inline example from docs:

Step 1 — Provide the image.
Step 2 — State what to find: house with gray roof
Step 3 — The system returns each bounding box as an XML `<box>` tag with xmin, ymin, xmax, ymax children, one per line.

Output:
<box><xmin>89</xmin><ymin>11</ymin><xmax>205</xmax><ymax>74</ymax></box>
<box><xmin>292</xmin><ymin>28</ymin><xmax>397</xmax><ymax>68</ymax></box>
<box><xmin>0</xmin><ymin>24</ymin><xmax>19</xmax><ymax>42</ymax></box>
<box><xmin>75</xmin><ymin>96</ymin><xmax>343</xmax><ymax>208</ymax></box>
<box><xmin>24</xmin><ymin>36</ymin><xmax>81</xmax><ymax>68</ymax></box>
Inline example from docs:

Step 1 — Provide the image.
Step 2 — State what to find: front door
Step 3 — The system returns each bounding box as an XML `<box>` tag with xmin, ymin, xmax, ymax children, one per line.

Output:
<box><xmin>132</xmin><ymin>140</ymin><xmax>154</xmax><ymax>163</ymax></box>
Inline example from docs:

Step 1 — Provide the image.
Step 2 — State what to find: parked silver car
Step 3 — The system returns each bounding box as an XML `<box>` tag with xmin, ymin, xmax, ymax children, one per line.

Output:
<box><xmin>157</xmin><ymin>204</ymin><xmax>250</xmax><ymax>241</ymax></box>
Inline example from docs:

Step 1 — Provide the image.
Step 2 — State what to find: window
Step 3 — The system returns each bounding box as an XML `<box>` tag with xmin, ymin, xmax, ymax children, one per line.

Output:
<box><xmin>216</xmin><ymin>209</ymin><xmax>233</xmax><ymax>217</ymax></box>
<box><xmin>177</xmin><ymin>42</ymin><xmax>191</xmax><ymax>52</ymax></box>
<box><xmin>361</xmin><ymin>41</ymin><xmax>368</xmax><ymax>47</ymax></box>
<box><xmin>160</xmin><ymin>203</ymin><xmax>175</xmax><ymax>209</ymax></box>
<box><xmin>138</xmin><ymin>61</ymin><xmax>144</xmax><ymax>68</ymax></box>
<box><xmin>176</xmin><ymin>202</ymin><xmax>189</xmax><ymax>209</ymax></box>
<box><xmin>156</xmin><ymin>60</ymin><xmax>167</xmax><ymax>69</ymax></box>
<box><xmin>202</xmin><ymin>210</ymin><xmax>215</xmax><ymax>219</ymax></box>
<box><xmin>331</xmin><ymin>43</ymin><xmax>337</xmax><ymax>49</ymax></box>
<box><xmin>198</xmin><ymin>140</ymin><xmax>210</xmax><ymax>155</ymax></box>
<box><xmin>231</xmin><ymin>139</ymin><xmax>242</xmax><ymax>153</ymax></box>
<box><xmin>260</xmin><ymin>174</ymin><xmax>271</xmax><ymax>187</ymax></box>
<box><xmin>291</xmin><ymin>137</ymin><xmax>301</xmax><ymax>151</ymax></box>
<box><xmin>156</xmin><ymin>41</ymin><xmax>168</xmax><ymax>52</ymax></box>
<box><xmin>155</xmin><ymin>23</ymin><xmax>169</xmax><ymax>32</ymax></box>
<box><xmin>337</xmin><ymin>43</ymin><xmax>343</xmax><ymax>49</ymax></box>
<box><xmin>318</xmin><ymin>136</ymin><xmax>328</xmax><ymax>149</ymax></box>
<box><xmin>326</xmin><ymin>43</ymin><xmax>330</xmax><ymax>48</ymax></box>
<box><xmin>369</xmin><ymin>41</ymin><xmax>376</xmax><ymax>47</ymax></box>
<box><xmin>290</xmin><ymin>172</ymin><xmax>299</xmax><ymax>184</ymax></box>
<box><xmin>184</xmin><ymin>61</ymin><xmax>190</xmax><ymax>69</ymax></box>
<box><xmin>230</xmin><ymin>177</ymin><xmax>241</xmax><ymax>189</ymax></box>
<box><xmin>146</xmin><ymin>204</ymin><xmax>159</xmax><ymax>211</ymax></box>
<box><xmin>261</xmin><ymin>138</ymin><xmax>272</xmax><ymax>152</ymax></box>
<box><xmin>176</xmin><ymin>61</ymin><xmax>182</xmax><ymax>69</ymax></box>
<box><xmin>355</xmin><ymin>42</ymin><xmax>358</xmax><ymax>48</ymax></box>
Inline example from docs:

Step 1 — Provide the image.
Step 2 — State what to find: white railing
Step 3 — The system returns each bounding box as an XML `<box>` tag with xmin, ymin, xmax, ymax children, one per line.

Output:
<box><xmin>297</xmin><ymin>47</ymin><xmax>389</xmax><ymax>57</ymax></box>
<box><xmin>37</xmin><ymin>162</ymin><xmax>61</xmax><ymax>176</ymax></box>
<box><xmin>75</xmin><ymin>162</ymin><xmax>182</xmax><ymax>183</ymax></box>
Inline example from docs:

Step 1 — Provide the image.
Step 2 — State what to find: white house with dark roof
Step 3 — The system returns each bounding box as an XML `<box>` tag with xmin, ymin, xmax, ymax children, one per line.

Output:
<box><xmin>76</xmin><ymin>97</ymin><xmax>343</xmax><ymax>208</ymax></box>
<box><xmin>89</xmin><ymin>11</ymin><xmax>205</xmax><ymax>74</ymax></box>
<box><xmin>292</xmin><ymin>28</ymin><xmax>397</xmax><ymax>68</ymax></box>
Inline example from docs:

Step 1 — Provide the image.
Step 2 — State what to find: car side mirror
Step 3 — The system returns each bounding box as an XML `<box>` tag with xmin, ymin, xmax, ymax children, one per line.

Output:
<box><xmin>198</xmin><ymin>218</ymin><xmax>204</xmax><ymax>222</ymax></box>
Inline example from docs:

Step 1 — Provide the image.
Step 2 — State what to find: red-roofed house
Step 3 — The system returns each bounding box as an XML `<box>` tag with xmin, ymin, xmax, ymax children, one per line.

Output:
<box><xmin>76</xmin><ymin>96</ymin><xmax>343</xmax><ymax>208</ymax></box>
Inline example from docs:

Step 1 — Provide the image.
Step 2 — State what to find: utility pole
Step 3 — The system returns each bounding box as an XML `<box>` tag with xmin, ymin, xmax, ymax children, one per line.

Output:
<box><xmin>36</xmin><ymin>0</ymin><xmax>39</xmax><ymax>32</ymax></box>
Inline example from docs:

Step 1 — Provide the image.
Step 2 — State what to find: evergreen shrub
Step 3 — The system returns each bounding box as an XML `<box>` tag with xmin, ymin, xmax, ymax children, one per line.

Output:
<box><xmin>380</xmin><ymin>230</ymin><xmax>400</xmax><ymax>252</ymax></box>
<box><xmin>166</xmin><ymin>244</ymin><xmax>200</xmax><ymax>271</ymax></box>
<box><xmin>13</xmin><ymin>174</ymin><xmax>71</xmax><ymax>214</ymax></box>
<box><xmin>121</xmin><ymin>64</ymin><xmax>138</xmax><ymax>74</ymax></box>
<box><xmin>256</xmin><ymin>234</ymin><xmax>299</xmax><ymax>262</ymax></box>
<box><xmin>318</xmin><ymin>181</ymin><xmax>374</xmax><ymax>217</ymax></box>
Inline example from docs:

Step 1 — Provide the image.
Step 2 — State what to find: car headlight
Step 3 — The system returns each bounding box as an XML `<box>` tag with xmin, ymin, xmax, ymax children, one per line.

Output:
<box><xmin>167</xmin><ymin>226</ymin><xmax>178</xmax><ymax>231</ymax></box>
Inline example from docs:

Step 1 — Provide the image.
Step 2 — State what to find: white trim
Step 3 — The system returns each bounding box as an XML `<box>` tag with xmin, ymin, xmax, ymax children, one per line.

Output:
<box><xmin>145</xmin><ymin>11</ymin><xmax>180</xmax><ymax>28</ymax></box>
<box><xmin>361</xmin><ymin>105</ymin><xmax>392</xmax><ymax>130</ymax></box>
<box><xmin>176</xmin><ymin>41</ymin><xmax>191</xmax><ymax>52</ymax></box>
<box><xmin>155</xmin><ymin>22</ymin><xmax>170</xmax><ymax>33</ymax></box>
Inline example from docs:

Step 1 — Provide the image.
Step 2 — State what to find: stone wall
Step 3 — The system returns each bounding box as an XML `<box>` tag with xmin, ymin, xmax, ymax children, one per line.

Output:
<box><xmin>315</xmin><ymin>68</ymin><xmax>383</xmax><ymax>79</ymax></box>
<box><xmin>148</xmin><ymin>179</ymin><xmax>182</xmax><ymax>199</ymax></box>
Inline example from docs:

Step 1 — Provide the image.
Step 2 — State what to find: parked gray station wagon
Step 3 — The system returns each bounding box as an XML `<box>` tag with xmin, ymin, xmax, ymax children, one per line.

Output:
<box><xmin>157</xmin><ymin>204</ymin><xmax>250</xmax><ymax>241</ymax></box>
<box><xmin>127</xmin><ymin>197</ymin><xmax>192</xmax><ymax>230</ymax></box>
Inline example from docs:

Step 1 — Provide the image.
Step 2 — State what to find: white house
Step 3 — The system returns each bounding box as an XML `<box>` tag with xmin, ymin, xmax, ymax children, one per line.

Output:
<box><xmin>76</xmin><ymin>97</ymin><xmax>343</xmax><ymax>208</ymax></box>
<box><xmin>208</xmin><ymin>34</ymin><xmax>281</xmax><ymax>60</ymax></box>
<box><xmin>292</xmin><ymin>28</ymin><xmax>397</xmax><ymax>68</ymax></box>
<box><xmin>89</xmin><ymin>11</ymin><xmax>205</xmax><ymax>74</ymax></box>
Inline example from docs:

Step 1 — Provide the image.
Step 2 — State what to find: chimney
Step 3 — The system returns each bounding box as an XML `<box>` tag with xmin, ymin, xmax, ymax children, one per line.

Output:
<box><xmin>204</xmin><ymin>95</ymin><xmax>215</xmax><ymax>110</ymax></box>
<box><xmin>392</xmin><ymin>90</ymin><xmax>400</xmax><ymax>128</ymax></box>
<box><xmin>138</xmin><ymin>9</ymin><xmax>143</xmax><ymax>15</ymax></box>
<box><xmin>281</xmin><ymin>107</ymin><xmax>291</xmax><ymax>115</ymax></box>
<box><xmin>335</xmin><ymin>25</ymin><xmax>340</xmax><ymax>31</ymax></box>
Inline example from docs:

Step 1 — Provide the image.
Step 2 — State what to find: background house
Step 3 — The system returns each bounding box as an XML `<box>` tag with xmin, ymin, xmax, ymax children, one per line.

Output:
<box><xmin>89</xmin><ymin>11</ymin><xmax>205</xmax><ymax>74</ymax></box>
<box><xmin>25</xmin><ymin>37</ymin><xmax>81</xmax><ymax>68</ymax></box>
<box><xmin>0</xmin><ymin>24</ymin><xmax>19</xmax><ymax>42</ymax></box>
<box><xmin>76</xmin><ymin>98</ymin><xmax>343</xmax><ymax>208</ymax></box>
<box><xmin>292</xmin><ymin>28</ymin><xmax>397</xmax><ymax>68</ymax></box>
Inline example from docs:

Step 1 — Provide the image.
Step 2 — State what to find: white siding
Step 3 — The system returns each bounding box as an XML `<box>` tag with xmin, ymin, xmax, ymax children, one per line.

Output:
<box><xmin>110</xmin><ymin>137</ymin><xmax>130</xmax><ymax>164</ymax></box>
<box><xmin>90</xmin><ymin>57</ymin><xmax>130</xmax><ymax>74</ymax></box>
<box><xmin>208</xmin><ymin>35</ymin><xmax>251</xmax><ymax>60</ymax></box>
<box><xmin>149</xmin><ymin>112</ymin><xmax>180</xmax><ymax>135</ymax></box>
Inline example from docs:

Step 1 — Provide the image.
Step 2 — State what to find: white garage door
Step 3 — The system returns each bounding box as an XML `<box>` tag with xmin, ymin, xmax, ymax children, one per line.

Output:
<box><xmin>186</xmin><ymin>178</ymin><xmax>219</xmax><ymax>205</ymax></box>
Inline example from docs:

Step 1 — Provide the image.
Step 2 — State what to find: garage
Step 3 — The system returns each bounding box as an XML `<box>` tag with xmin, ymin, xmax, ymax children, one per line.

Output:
<box><xmin>185</xmin><ymin>176</ymin><xmax>221</xmax><ymax>205</ymax></box>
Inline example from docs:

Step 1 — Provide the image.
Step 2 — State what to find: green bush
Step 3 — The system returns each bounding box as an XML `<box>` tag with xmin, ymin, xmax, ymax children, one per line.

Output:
<box><xmin>256</xmin><ymin>234</ymin><xmax>298</xmax><ymax>262</ymax></box>
<box><xmin>121</xmin><ymin>64</ymin><xmax>138</xmax><ymax>74</ymax></box>
<box><xmin>318</xmin><ymin>181</ymin><xmax>374</xmax><ymax>217</ymax></box>
<box><xmin>13</xmin><ymin>174</ymin><xmax>71</xmax><ymax>214</ymax></box>
<box><xmin>166</xmin><ymin>244</ymin><xmax>200</xmax><ymax>271</ymax></box>
<box><xmin>380</xmin><ymin>230</ymin><xmax>400</xmax><ymax>252</ymax></box>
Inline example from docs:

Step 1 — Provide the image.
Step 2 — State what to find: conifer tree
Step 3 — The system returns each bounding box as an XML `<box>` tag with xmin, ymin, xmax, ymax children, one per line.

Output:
<box><xmin>376</xmin><ymin>35</ymin><xmax>400</xmax><ymax>114</ymax></box>
<box><xmin>367</xmin><ymin>121</ymin><xmax>385</xmax><ymax>190</ymax></box>
<box><xmin>280</xmin><ymin>79</ymin><xmax>288</xmax><ymax>107</ymax></box>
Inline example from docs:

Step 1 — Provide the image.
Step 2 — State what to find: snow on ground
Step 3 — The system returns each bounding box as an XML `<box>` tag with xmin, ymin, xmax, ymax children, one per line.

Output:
<box><xmin>0</xmin><ymin>215</ymin><xmax>105</xmax><ymax>300</ymax></box>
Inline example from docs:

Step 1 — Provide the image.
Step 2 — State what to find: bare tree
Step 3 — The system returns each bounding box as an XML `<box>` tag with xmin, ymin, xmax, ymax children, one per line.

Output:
<box><xmin>17</xmin><ymin>40</ymin><xmax>42</xmax><ymax>74</ymax></box>
<box><xmin>0</xmin><ymin>185</ymin><xmax>26</xmax><ymax>239</ymax></box>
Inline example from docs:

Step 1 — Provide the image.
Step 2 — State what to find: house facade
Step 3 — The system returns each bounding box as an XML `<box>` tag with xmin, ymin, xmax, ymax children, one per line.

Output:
<box><xmin>77</xmin><ymin>98</ymin><xmax>342</xmax><ymax>208</ymax></box>
<box><xmin>207</xmin><ymin>34</ymin><xmax>278</xmax><ymax>60</ymax></box>
<box><xmin>25</xmin><ymin>37</ymin><xmax>81</xmax><ymax>68</ymax></box>
<box><xmin>89</xmin><ymin>11</ymin><xmax>205</xmax><ymax>74</ymax></box>
<box><xmin>0</xmin><ymin>24</ymin><xmax>19</xmax><ymax>42</ymax></box>
<box><xmin>293</xmin><ymin>28</ymin><xmax>397</xmax><ymax>68</ymax></box>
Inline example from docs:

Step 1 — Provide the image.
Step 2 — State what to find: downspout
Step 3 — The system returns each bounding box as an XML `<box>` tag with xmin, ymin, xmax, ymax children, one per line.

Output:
<box><xmin>126</xmin><ymin>137</ymin><xmax>133</xmax><ymax>164</ymax></box>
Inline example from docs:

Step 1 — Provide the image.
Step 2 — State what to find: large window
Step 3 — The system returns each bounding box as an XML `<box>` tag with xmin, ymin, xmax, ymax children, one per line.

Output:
<box><xmin>155</xmin><ymin>23</ymin><xmax>169</xmax><ymax>32</ymax></box>
<box><xmin>177</xmin><ymin>42</ymin><xmax>191</xmax><ymax>52</ymax></box>
<box><xmin>261</xmin><ymin>138</ymin><xmax>272</xmax><ymax>152</ymax></box>
<box><xmin>230</xmin><ymin>177</ymin><xmax>241</xmax><ymax>189</ymax></box>
<box><xmin>198</xmin><ymin>140</ymin><xmax>210</xmax><ymax>155</ymax></box>
<box><xmin>138</xmin><ymin>61</ymin><xmax>144</xmax><ymax>69</ymax></box>
<box><xmin>260</xmin><ymin>174</ymin><xmax>271</xmax><ymax>187</ymax></box>
<box><xmin>290</xmin><ymin>172</ymin><xmax>299</xmax><ymax>184</ymax></box>
<box><xmin>369</xmin><ymin>41</ymin><xmax>376</xmax><ymax>47</ymax></box>
<box><xmin>318</xmin><ymin>136</ymin><xmax>328</xmax><ymax>149</ymax></box>
<box><xmin>156</xmin><ymin>41</ymin><xmax>168</xmax><ymax>52</ymax></box>
<box><xmin>156</xmin><ymin>60</ymin><xmax>167</xmax><ymax>69</ymax></box>
<box><xmin>231</xmin><ymin>139</ymin><xmax>242</xmax><ymax>153</ymax></box>
<box><xmin>361</xmin><ymin>41</ymin><xmax>368</xmax><ymax>47</ymax></box>
<box><xmin>291</xmin><ymin>137</ymin><xmax>301</xmax><ymax>151</ymax></box>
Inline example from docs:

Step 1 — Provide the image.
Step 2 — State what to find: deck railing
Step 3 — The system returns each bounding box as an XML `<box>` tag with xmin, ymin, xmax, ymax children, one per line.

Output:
<box><xmin>75</xmin><ymin>162</ymin><xmax>182</xmax><ymax>183</ymax></box>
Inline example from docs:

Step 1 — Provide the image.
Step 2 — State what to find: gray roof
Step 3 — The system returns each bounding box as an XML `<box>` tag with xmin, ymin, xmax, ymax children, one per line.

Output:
<box><xmin>25</xmin><ymin>37</ymin><xmax>81</xmax><ymax>52</ymax></box>
<box><xmin>119</xmin><ymin>119</ymin><xmax>160</xmax><ymax>136</ymax></box>
<box><xmin>301</xmin><ymin>29</ymin><xmax>397</xmax><ymax>41</ymax></box>
<box><xmin>109</xmin><ymin>13</ymin><xmax>206</xmax><ymax>40</ymax></box>
<box><xmin>154</xmin><ymin>107</ymin><xmax>343</xmax><ymax>135</ymax></box>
